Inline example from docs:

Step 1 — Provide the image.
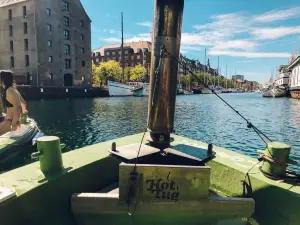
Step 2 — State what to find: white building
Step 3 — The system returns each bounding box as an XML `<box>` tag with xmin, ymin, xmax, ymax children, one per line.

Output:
<box><xmin>287</xmin><ymin>55</ymin><xmax>300</xmax><ymax>99</ymax></box>
<box><xmin>274</xmin><ymin>65</ymin><xmax>290</xmax><ymax>87</ymax></box>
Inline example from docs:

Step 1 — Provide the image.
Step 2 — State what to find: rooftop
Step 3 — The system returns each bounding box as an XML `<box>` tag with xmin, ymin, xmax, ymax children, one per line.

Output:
<box><xmin>93</xmin><ymin>41</ymin><xmax>152</xmax><ymax>56</ymax></box>
<box><xmin>0</xmin><ymin>0</ymin><xmax>27</xmax><ymax>7</ymax></box>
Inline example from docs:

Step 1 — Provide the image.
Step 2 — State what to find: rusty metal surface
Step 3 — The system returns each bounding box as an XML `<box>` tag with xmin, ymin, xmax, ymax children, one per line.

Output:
<box><xmin>147</xmin><ymin>0</ymin><xmax>184</xmax><ymax>135</ymax></box>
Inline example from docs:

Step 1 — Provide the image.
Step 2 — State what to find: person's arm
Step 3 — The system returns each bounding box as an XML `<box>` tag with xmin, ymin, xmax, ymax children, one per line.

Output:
<box><xmin>17</xmin><ymin>91</ymin><xmax>27</xmax><ymax>113</ymax></box>
<box><xmin>6</xmin><ymin>88</ymin><xmax>22</xmax><ymax>129</ymax></box>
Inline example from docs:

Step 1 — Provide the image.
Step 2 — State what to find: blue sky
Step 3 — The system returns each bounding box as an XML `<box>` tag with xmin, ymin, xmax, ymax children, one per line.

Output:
<box><xmin>81</xmin><ymin>0</ymin><xmax>300</xmax><ymax>83</ymax></box>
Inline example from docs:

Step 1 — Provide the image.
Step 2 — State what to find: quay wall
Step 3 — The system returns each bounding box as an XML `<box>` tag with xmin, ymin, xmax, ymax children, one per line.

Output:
<box><xmin>16</xmin><ymin>86</ymin><xmax>109</xmax><ymax>100</ymax></box>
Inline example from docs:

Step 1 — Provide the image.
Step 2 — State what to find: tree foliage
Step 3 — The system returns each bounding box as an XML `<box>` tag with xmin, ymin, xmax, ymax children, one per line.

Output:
<box><xmin>130</xmin><ymin>65</ymin><xmax>146</xmax><ymax>81</ymax></box>
<box><xmin>92</xmin><ymin>61</ymin><xmax>146</xmax><ymax>86</ymax></box>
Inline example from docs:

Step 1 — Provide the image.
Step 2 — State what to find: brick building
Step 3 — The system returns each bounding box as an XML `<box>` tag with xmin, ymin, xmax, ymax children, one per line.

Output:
<box><xmin>0</xmin><ymin>0</ymin><xmax>92</xmax><ymax>87</ymax></box>
<box><xmin>93</xmin><ymin>41</ymin><xmax>151</xmax><ymax>81</ymax></box>
<box><xmin>93</xmin><ymin>41</ymin><xmax>218</xmax><ymax>83</ymax></box>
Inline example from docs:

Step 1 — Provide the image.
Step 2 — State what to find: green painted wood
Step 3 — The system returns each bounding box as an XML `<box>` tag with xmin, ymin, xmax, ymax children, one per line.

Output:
<box><xmin>32</xmin><ymin>136</ymin><xmax>64</xmax><ymax>174</ymax></box>
<box><xmin>0</xmin><ymin>133</ymin><xmax>299</xmax><ymax>225</ymax></box>
<box><xmin>260</xmin><ymin>142</ymin><xmax>291</xmax><ymax>177</ymax></box>
<box><xmin>71</xmin><ymin>192</ymin><xmax>254</xmax><ymax>225</ymax></box>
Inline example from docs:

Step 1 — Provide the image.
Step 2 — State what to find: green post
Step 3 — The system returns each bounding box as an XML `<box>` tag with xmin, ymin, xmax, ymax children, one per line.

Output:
<box><xmin>257</xmin><ymin>141</ymin><xmax>295</xmax><ymax>177</ymax></box>
<box><xmin>31</xmin><ymin>136</ymin><xmax>65</xmax><ymax>174</ymax></box>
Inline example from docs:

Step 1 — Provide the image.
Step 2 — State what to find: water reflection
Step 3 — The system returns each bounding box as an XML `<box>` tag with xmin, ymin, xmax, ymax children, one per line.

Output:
<box><xmin>12</xmin><ymin>93</ymin><xmax>298</xmax><ymax>172</ymax></box>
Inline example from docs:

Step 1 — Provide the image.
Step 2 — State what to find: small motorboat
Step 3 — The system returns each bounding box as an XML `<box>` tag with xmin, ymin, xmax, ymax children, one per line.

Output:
<box><xmin>0</xmin><ymin>113</ymin><xmax>42</xmax><ymax>163</ymax></box>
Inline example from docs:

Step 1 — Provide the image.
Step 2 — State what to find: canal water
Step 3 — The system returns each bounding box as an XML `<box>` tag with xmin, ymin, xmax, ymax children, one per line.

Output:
<box><xmin>4</xmin><ymin>92</ymin><xmax>300</xmax><ymax>172</ymax></box>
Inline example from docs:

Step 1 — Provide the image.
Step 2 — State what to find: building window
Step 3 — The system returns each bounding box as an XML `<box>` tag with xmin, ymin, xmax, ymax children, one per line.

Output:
<box><xmin>64</xmin><ymin>30</ymin><xmax>70</xmax><ymax>40</ymax></box>
<box><xmin>64</xmin><ymin>16</ymin><xmax>69</xmax><ymax>26</ymax></box>
<box><xmin>62</xmin><ymin>1</ymin><xmax>69</xmax><ymax>11</ymax></box>
<box><xmin>112</xmin><ymin>52</ymin><xmax>115</xmax><ymax>56</ymax></box>
<box><xmin>96</xmin><ymin>58</ymin><xmax>100</xmax><ymax>63</ymax></box>
<box><xmin>82</xmin><ymin>61</ymin><xmax>85</xmax><ymax>67</ymax></box>
<box><xmin>131</xmin><ymin>55</ymin><xmax>134</xmax><ymax>60</ymax></box>
<box><xmin>23</xmin><ymin>6</ymin><xmax>27</xmax><ymax>18</ymax></box>
<box><xmin>24</xmin><ymin>39</ymin><xmax>28</xmax><ymax>51</ymax></box>
<box><xmin>46</xmin><ymin>8</ymin><xmax>51</xmax><ymax>16</ymax></box>
<box><xmin>106</xmin><ymin>52</ymin><xmax>110</xmax><ymax>56</ymax></box>
<box><xmin>125</xmin><ymin>56</ymin><xmax>128</xmax><ymax>60</ymax></box>
<box><xmin>65</xmin><ymin>59</ymin><xmax>71</xmax><ymax>69</ymax></box>
<box><xmin>47</xmin><ymin>24</ymin><xmax>52</xmax><ymax>31</ymax></box>
<box><xmin>10</xmin><ymin>56</ymin><xmax>14</xmax><ymax>68</ymax></box>
<box><xmin>10</xmin><ymin>41</ymin><xmax>13</xmax><ymax>52</ymax></box>
<box><xmin>24</xmin><ymin>22</ymin><xmax>27</xmax><ymax>34</ymax></box>
<box><xmin>49</xmin><ymin>73</ymin><xmax>53</xmax><ymax>80</ymax></box>
<box><xmin>125</xmin><ymin>50</ymin><xmax>128</xmax><ymax>54</ymax></box>
<box><xmin>81</xmin><ymin>48</ymin><xmax>85</xmax><ymax>54</ymax></box>
<box><xmin>25</xmin><ymin>55</ymin><xmax>29</xmax><ymax>67</ymax></box>
<box><xmin>49</xmin><ymin>56</ymin><xmax>53</xmax><ymax>63</ymax></box>
<box><xmin>8</xmin><ymin>9</ymin><xmax>12</xmax><ymax>20</ymax></box>
<box><xmin>80</xmin><ymin>34</ymin><xmax>84</xmax><ymax>40</ymax></box>
<box><xmin>48</xmin><ymin>40</ymin><xmax>52</xmax><ymax>47</ymax></box>
<box><xmin>137</xmin><ymin>55</ymin><xmax>140</xmax><ymax>60</ymax></box>
<box><xmin>80</xmin><ymin>20</ymin><xmax>84</xmax><ymax>27</ymax></box>
<box><xmin>9</xmin><ymin>25</ymin><xmax>13</xmax><ymax>36</ymax></box>
<box><xmin>64</xmin><ymin>44</ymin><xmax>70</xmax><ymax>54</ymax></box>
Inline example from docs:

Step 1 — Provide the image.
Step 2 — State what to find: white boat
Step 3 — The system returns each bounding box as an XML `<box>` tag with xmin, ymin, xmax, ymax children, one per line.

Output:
<box><xmin>127</xmin><ymin>82</ymin><xmax>149</xmax><ymax>96</ymax></box>
<box><xmin>201</xmin><ymin>87</ymin><xmax>212</xmax><ymax>94</ymax></box>
<box><xmin>177</xmin><ymin>84</ymin><xmax>184</xmax><ymax>95</ymax></box>
<box><xmin>271</xmin><ymin>85</ymin><xmax>287</xmax><ymax>97</ymax></box>
<box><xmin>288</xmin><ymin>54</ymin><xmax>300</xmax><ymax>99</ymax></box>
<box><xmin>272</xmin><ymin>66</ymin><xmax>290</xmax><ymax>97</ymax></box>
<box><xmin>107</xmin><ymin>80</ymin><xmax>135</xmax><ymax>96</ymax></box>
<box><xmin>183</xmin><ymin>90</ymin><xmax>193</xmax><ymax>95</ymax></box>
<box><xmin>261</xmin><ymin>84</ymin><xmax>272</xmax><ymax>97</ymax></box>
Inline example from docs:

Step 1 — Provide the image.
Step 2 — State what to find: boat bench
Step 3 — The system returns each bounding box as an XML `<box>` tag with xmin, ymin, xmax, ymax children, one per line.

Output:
<box><xmin>71</xmin><ymin>163</ymin><xmax>255</xmax><ymax>225</ymax></box>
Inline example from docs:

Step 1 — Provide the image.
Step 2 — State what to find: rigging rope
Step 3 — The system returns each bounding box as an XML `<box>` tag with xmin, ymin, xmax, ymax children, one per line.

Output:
<box><xmin>161</xmin><ymin>45</ymin><xmax>273</xmax><ymax>145</ymax></box>
<box><xmin>127</xmin><ymin>46</ymin><xmax>165</xmax><ymax>216</ymax></box>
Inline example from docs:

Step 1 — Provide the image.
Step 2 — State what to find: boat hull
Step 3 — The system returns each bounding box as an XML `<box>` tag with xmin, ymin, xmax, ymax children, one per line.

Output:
<box><xmin>271</xmin><ymin>86</ymin><xmax>287</xmax><ymax>97</ymax></box>
<box><xmin>201</xmin><ymin>88</ymin><xmax>212</xmax><ymax>94</ymax></box>
<box><xmin>290</xmin><ymin>88</ymin><xmax>300</xmax><ymax>99</ymax></box>
<box><xmin>1</xmin><ymin>133</ymin><xmax>298</xmax><ymax>225</ymax></box>
<box><xmin>0</xmin><ymin>118</ymin><xmax>40</xmax><ymax>165</ymax></box>
<box><xmin>262</xmin><ymin>90</ymin><xmax>272</xmax><ymax>97</ymax></box>
<box><xmin>108</xmin><ymin>80</ymin><xmax>134</xmax><ymax>96</ymax></box>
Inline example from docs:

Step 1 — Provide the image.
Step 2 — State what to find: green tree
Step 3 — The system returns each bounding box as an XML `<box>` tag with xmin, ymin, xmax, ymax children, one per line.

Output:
<box><xmin>95</xmin><ymin>60</ymin><xmax>122</xmax><ymax>85</ymax></box>
<box><xmin>92</xmin><ymin>61</ymin><xmax>101</xmax><ymax>87</ymax></box>
<box><xmin>130</xmin><ymin>65</ymin><xmax>146</xmax><ymax>81</ymax></box>
<box><xmin>124</xmin><ymin>67</ymin><xmax>131</xmax><ymax>82</ymax></box>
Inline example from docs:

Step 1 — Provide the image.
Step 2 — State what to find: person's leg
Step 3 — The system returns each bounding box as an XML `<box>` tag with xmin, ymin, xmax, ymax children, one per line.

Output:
<box><xmin>0</xmin><ymin>120</ymin><xmax>12</xmax><ymax>136</ymax></box>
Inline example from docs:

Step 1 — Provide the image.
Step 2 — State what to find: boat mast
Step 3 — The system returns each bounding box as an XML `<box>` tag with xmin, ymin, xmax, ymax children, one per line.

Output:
<box><xmin>226</xmin><ymin>64</ymin><xmax>228</xmax><ymax>89</ymax></box>
<box><xmin>204</xmin><ymin>49</ymin><xmax>206</xmax><ymax>85</ymax></box>
<box><xmin>147</xmin><ymin>0</ymin><xmax>184</xmax><ymax>149</ymax></box>
<box><xmin>121</xmin><ymin>12</ymin><xmax>124</xmax><ymax>83</ymax></box>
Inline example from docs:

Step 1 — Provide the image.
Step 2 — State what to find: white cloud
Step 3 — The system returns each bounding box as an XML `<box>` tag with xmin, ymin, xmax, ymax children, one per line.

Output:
<box><xmin>103</xmin><ymin>38</ymin><xmax>120</xmax><ymax>43</ymax></box>
<box><xmin>109</xmin><ymin>30</ymin><xmax>116</xmax><ymax>34</ymax></box>
<box><xmin>208</xmin><ymin>50</ymin><xmax>291</xmax><ymax>58</ymax></box>
<box><xmin>254</xmin><ymin>7</ymin><xmax>300</xmax><ymax>23</ymax></box>
<box><xmin>181</xmin><ymin>45</ymin><xmax>202</xmax><ymax>51</ymax></box>
<box><xmin>251</xmin><ymin>26</ymin><xmax>300</xmax><ymax>40</ymax></box>
<box><xmin>136</xmin><ymin>21</ymin><xmax>153</xmax><ymax>28</ymax></box>
<box><xmin>237</xmin><ymin>60</ymin><xmax>254</xmax><ymax>63</ymax></box>
<box><xmin>213</xmin><ymin>40</ymin><xmax>257</xmax><ymax>50</ymax></box>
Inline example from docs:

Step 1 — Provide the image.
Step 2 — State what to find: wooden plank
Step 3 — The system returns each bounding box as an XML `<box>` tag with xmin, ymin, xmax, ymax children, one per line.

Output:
<box><xmin>71</xmin><ymin>193</ymin><xmax>254</xmax><ymax>221</ymax></box>
<box><xmin>0</xmin><ymin>187</ymin><xmax>16</xmax><ymax>204</ymax></box>
<box><xmin>109</xmin><ymin>143</ymin><xmax>160</xmax><ymax>160</ymax></box>
<box><xmin>119</xmin><ymin>163</ymin><xmax>210</xmax><ymax>201</ymax></box>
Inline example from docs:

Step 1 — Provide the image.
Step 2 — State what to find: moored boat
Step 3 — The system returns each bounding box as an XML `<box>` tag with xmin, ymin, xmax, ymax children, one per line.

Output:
<box><xmin>107</xmin><ymin>80</ymin><xmax>135</xmax><ymax>96</ymax></box>
<box><xmin>127</xmin><ymin>82</ymin><xmax>149</xmax><ymax>97</ymax></box>
<box><xmin>0</xmin><ymin>114</ymin><xmax>41</xmax><ymax>164</ymax></box>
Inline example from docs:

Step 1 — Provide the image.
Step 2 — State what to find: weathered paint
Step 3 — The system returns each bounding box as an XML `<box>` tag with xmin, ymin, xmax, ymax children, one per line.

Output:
<box><xmin>0</xmin><ymin>133</ymin><xmax>299</xmax><ymax>225</ymax></box>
